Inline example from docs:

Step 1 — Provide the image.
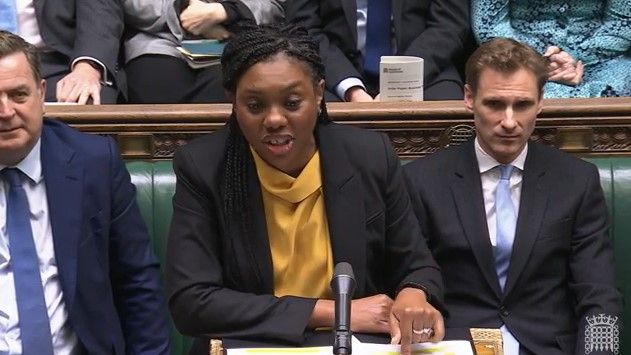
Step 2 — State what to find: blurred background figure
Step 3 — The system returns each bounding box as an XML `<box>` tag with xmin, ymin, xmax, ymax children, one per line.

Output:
<box><xmin>123</xmin><ymin>0</ymin><xmax>284</xmax><ymax>104</ymax></box>
<box><xmin>286</xmin><ymin>0</ymin><xmax>470</xmax><ymax>102</ymax></box>
<box><xmin>0</xmin><ymin>0</ymin><xmax>124</xmax><ymax>104</ymax></box>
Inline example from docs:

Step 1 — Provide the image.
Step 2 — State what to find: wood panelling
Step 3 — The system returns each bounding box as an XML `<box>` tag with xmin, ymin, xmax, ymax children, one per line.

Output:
<box><xmin>46</xmin><ymin>97</ymin><xmax>631</xmax><ymax>159</ymax></box>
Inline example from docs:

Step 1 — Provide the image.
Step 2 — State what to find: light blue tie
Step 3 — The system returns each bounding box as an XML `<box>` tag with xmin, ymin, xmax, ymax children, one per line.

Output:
<box><xmin>4</xmin><ymin>168</ymin><xmax>54</xmax><ymax>355</ymax></box>
<box><xmin>0</xmin><ymin>0</ymin><xmax>18</xmax><ymax>33</ymax></box>
<box><xmin>494</xmin><ymin>164</ymin><xmax>516</xmax><ymax>291</ymax></box>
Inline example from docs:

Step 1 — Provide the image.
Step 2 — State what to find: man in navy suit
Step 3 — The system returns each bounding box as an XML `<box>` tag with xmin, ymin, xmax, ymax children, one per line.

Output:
<box><xmin>0</xmin><ymin>30</ymin><xmax>170</xmax><ymax>354</ymax></box>
<box><xmin>404</xmin><ymin>38</ymin><xmax>622</xmax><ymax>354</ymax></box>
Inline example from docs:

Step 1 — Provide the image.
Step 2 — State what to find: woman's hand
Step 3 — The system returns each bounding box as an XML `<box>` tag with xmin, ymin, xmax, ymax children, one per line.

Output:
<box><xmin>389</xmin><ymin>287</ymin><xmax>444</xmax><ymax>355</ymax></box>
<box><xmin>544</xmin><ymin>46</ymin><xmax>584</xmax><ymax>86</ymax></box>
<box><xmin>307</xmin><ymin>294</ymin><xmax>393</xmax><ymax>332</ymax></box>
<box><xmin>180</xmin><ymin>0</ymin><xmax>228</xmax><ymax>36</ymax></box>
<box><xmin>350</xmin><ymin>294</ymin><xmax>394</xmax><ymax>333</ymax></box>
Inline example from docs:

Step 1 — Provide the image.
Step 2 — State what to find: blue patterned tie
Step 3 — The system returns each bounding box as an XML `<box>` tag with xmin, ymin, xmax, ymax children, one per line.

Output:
<box><xmin>494</xmin><ymin>165</ymin><xmax>516</xmax><ymax>291</ymax></box>
<box><xmin>364</xmin><ymin>0</ymin><xmax>392</xmax><ymax>77</ymax></box>
<box><xmin>3</xmin><ymin>168</ymin><xmax>54</xmax><ymax>354</ymax></box>
<box><xmin>0</xmin><ymin>0</ymin><xmax>18</xmax><ymax>33</ymax></box>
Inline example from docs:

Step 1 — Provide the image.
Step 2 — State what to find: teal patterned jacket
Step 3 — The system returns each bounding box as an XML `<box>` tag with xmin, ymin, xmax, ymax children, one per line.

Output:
<box><xmin>472</xmin><ymin>0</ymin><xmax>631</xmax><ymax>98</ymax></box>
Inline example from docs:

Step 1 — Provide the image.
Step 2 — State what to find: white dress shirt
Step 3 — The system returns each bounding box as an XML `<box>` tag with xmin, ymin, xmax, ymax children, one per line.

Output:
<box><xmin>474</xmin><ymin>137</ymin><xmax>526</xmax><ymax>355</ymax></box>
<box><xmin>15</xmin><ymin>0</ymin><xmax>44</xmax><ymax>47</ymax></box>
<box><xmin>0</xmin><ymin>140</ymin><xmax>78</xmax><ymax>355</ymax></box>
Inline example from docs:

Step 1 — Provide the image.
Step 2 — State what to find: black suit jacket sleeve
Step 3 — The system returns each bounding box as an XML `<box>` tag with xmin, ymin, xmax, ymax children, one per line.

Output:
<box><xmin>397</xmin><ymin>0</ymin><xmax>469</xmax><ymax>85</ymax></box>
<box><xmin>73</xmin><ymin>0</ymin><xmax>123</xmax><ymax>78</ymax></box>
<box><xmin>378</xmin><ymin>134</ymin><xmax>444</xmax><ymax>307</ymax></box>
<box><xmin>571</xmin><ymin>165</ymin><xmax>621</xmax><ymax>354</ymax></box>
<box><xmin>286</xmin><ymin>0</ymin><xmax>363</xmax><ymax>94</ymax></box>
<box><xmin>166</xmin><ymin>146</ymin><xmax>317</xmax><ymax>344</ymax></box>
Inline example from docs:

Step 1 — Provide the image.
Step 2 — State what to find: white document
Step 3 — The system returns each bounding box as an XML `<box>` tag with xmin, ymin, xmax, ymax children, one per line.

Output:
<box><xmin>227</xmin><ymin>336</ymin><xmax>474</xmax><ymax>355</ymax></box>
<box><xmin>227</xmin><ymin>346</ymin><xmax>331</xmax><ymax>354</ymax></box>
<box><xmin>379</xmin><ymin>56</ymin><xmax>424</xmax><ymax>102</ymax></box>
<box><xmin>353</xmin><ymin>340</ymin><xmax>474</xmax><ymax>354</ymax></box>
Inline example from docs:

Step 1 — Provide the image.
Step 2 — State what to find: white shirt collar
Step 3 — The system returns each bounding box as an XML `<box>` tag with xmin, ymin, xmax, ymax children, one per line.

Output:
<box><xmin>0</xmin><ymin>138</ymin><xmax>43</xmax><ymax>184</ymax></box>
<box><xmin>474</xmin><ymin>137</ymin><xmax>527</xmax><ymax>174</ymax></box>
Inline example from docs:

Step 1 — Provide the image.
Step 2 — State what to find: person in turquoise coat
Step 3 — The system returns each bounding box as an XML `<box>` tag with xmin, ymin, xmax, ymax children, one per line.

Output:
<box><xmin>472</xmin><ymin>0</ymin><xmax>631</xmax><ymax>98</ymax></box>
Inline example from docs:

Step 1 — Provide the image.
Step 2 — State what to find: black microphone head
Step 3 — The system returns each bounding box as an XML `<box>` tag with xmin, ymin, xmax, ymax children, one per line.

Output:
<box><xmin>331</xmin><ymin>262</ymin><xmax>356</xmax><ymax>295</ymax></box>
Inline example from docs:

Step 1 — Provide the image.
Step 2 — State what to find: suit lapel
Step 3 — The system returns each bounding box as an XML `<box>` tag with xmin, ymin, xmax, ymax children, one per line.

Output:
<box><xmin>245</xmin><ymin>155</ymin><xmax>274</xmax><ymax>294</ymax></box>
<box><xmin>341</xmin><ymin>0</ymin><xmax>358</xmax><ymax>44</ymax></box>
<box><xmin>41</xmin><ymin>123</ymin><xmax>83</xmax><ymax>308</ymax></box>
<box><xmin>504</xmin><ymin>144</ymin><xmax>550</xmax><ymax>296</ymax></box>
<box><xmin>318</xmin><ymin>124</ymin><xmax>367</xmax><ymax>295</ymax></box>
<box><xmin>392</xmin><ymin>0</ymin><xmax>403</xmax><ymax>45</ymax></box>
<box><xmin>451</xmin><ymin>141</ymin><xmax>503</xmax><ymax>298</ymax></box>
<box><xmin>34</xmin><ymin>0</ymin><xmax>44</xmax><ymax>21</ymax></box>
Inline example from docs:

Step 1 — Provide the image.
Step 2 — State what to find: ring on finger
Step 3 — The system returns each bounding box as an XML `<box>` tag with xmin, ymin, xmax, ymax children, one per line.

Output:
<box><xmin>412</xmin><ymin>328</ymin><xmax>433</xmax><ymax>336</ymax></box>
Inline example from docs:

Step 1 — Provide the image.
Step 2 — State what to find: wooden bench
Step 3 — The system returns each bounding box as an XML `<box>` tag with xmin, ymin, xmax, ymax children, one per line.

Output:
<box><xmin>46</xmin><ymin>97</ymin><xmax>631</xmax><ymax>160</ymax></box>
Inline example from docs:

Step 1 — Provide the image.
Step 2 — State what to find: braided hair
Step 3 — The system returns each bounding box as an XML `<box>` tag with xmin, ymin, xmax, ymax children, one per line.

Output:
<box><xmin>220</xmin><ymin>23</ymin><xmax>329</xmax><ymax>274</ymax></box>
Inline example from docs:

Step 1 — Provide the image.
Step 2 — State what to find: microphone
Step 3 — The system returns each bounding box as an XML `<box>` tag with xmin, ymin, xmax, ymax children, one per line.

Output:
<box><xmin>331</xmin><ymin>262</ymin><xmax>356</xmax><ymax>355</ymax></box>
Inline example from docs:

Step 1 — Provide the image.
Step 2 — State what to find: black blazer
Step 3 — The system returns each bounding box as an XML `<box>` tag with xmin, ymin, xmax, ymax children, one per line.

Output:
<box><xmin>286</xmin><ymin>0</ymin><xmax>470</xmax><ymax>94</ymax></box>
<box><xmin>166</xmin><ymin>122</ymin><xmax>443</xmax><ymax>345</ymax></box>
<box><xmin>404</xmin><ymin>140</ymin><xmax>622</xmax><ymax>355</ymax></box>
<box><xmin>35</xmin><ymin>0</ymin><xmax>124</xmax><ymax>89</ymax></box>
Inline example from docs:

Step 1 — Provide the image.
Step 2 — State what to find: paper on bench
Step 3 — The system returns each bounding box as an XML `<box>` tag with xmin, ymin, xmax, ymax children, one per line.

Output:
<box><xmin>227</xmin><ymin>336</ymin><xmax>474</xmax><ymax>354</ymax></box>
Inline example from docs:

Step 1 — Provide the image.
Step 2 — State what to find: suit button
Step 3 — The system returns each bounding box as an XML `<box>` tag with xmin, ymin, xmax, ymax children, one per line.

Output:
<box><xmin>499</xmin><ymin>306</ymin><xmax>509</xmax><ymax>317</ymax></box>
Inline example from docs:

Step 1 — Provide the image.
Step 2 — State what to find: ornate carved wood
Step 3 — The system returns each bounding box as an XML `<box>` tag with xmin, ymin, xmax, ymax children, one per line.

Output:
<box><xmin>45</xmin><ymin>97</ymin><xmax>631</xmax><ymax>159</ymax></box>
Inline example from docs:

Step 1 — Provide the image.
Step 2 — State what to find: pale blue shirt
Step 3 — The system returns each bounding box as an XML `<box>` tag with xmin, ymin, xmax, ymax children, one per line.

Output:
<box><xmin>474</xmin><ymin>137</ymin><xmax>526</xmax><ymax>355</ymax></box>
<box><xmin>0</xmin><ymin>139</ymin><xmax>79</xmax><ymax>355</ymax></box>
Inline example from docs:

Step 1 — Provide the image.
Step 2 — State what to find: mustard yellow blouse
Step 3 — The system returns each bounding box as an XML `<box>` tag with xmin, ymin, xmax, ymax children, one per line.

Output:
<box><xmin>251</xmin><ymin>148</ymin><xmax>333</xmax><ymax>299</ymax></box>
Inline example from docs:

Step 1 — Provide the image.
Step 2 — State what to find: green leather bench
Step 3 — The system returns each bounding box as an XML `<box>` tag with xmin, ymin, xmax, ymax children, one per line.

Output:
<box><xmin>126</xmin><ymin>157</ymin><xmax>631</xmax><ymax>355</ymax></box>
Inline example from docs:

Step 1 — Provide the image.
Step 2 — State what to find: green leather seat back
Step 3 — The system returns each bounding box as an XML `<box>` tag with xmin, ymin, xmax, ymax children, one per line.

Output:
<box><xmin>585</xmin><ymin>157</ymin><xmax>630</xmax><ymax>353</ymax></box>
<box><xmin>127</xmin><ymin>161</ymin><xmax>192</xmax><ymax>355</ymax></box>
<box><xmin>126</xmin><ymin>157</ymin><xmax>630</xmax><ymax>354</ymax></box>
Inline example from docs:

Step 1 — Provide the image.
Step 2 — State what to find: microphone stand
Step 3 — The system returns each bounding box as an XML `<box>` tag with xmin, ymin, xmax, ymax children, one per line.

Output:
<box><xmin>331</xmin><ymin>262</ymin><xmax>356</xmax><ymax>355</ymax></box>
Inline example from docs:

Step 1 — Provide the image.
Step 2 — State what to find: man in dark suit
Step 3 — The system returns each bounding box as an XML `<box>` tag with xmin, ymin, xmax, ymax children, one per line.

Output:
<box><xmin>0</xmin><ymin>31</ymin><xmax>169</xmax><ymax>353</ymax></box>
<box><xmin>2</xmin><ymin>0</ymin><xmax>123</xmax><ymax>104</ymax></box>
<box><xmin>404</xmin><ymin>38</ymin><xmax>622</xmax><ymax>354</ymax></box>
<box><xmin>286</xmin><ymin>0</ymin><xmax>469</xmax><ymax>101</ymax></box>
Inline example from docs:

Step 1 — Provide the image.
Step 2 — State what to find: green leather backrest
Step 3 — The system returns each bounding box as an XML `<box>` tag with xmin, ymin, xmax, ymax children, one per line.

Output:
<box><xmin>125</xmin><ymin>157</ymin><xmax>631</xmax><ymax>355</ymax></box>
<box><xmin>127</xmin><ymin>161</ymin><xmax>192</xmax><ymax>355</ymax></box>
<box><xmin>585</xmin><ymin>157</ymin><xmax>631</xmax><ymax>353</ymax></box>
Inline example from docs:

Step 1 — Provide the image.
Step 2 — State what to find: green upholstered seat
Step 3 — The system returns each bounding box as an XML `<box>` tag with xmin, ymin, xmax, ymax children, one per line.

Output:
<box><xmin>127</xmin><ymin>161</ymin><xmax>192</xmax><ymax>355</ymax></box>
<box><xmin>125</xmin><ymin>157</ymin><xmax>631</xmax><ymax>355</ymax></box>
<box><xmin>585</xmin><ymin>157</ymin><xmax>631</xmax><ymax>353</ymax></box>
